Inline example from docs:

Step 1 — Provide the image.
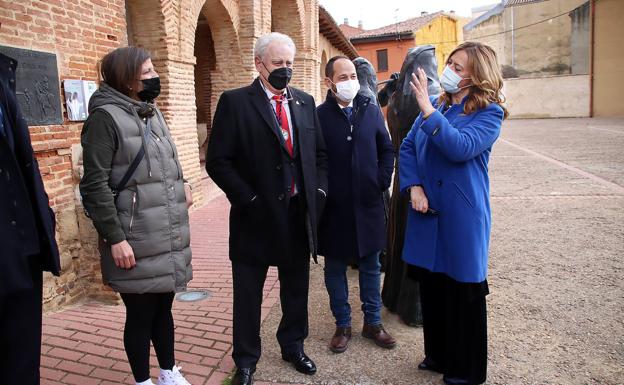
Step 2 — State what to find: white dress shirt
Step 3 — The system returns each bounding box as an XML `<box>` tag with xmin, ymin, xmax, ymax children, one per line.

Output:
<box><xmin>260</xmin><ymin>79</ymin><xmax>294</xmax><ymax>145</ymax></box>
<box><xmin>259</xmin><ymin>79</ymin><xmax>299</xmax><ymax>195</ymax></box>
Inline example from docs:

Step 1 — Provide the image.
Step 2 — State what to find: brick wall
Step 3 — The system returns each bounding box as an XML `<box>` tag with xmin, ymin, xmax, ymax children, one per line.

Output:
<box><xmin>1</xmin><ymin>0</ymin><xmax>345</xmax><ymax>310</ymax></box>
<box><xmin>0</xmin><ymin>0</ymin><xmax>128</xmax><ymax>309</ymax></box>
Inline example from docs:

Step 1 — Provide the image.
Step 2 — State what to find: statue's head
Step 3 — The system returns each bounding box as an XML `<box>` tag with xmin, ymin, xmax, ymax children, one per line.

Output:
<box><xmin>385</xmin><ymin>45</ymin><xmax>441</xmax><ymax>129</ymax></box>
<box><xmin>397</xmin><ymin>45</ymin><xmax>440</xmax><ymax>98</ymax></box>
<box><xmin>353</xmin><ymin>57</ymin><xmax>378</xmax><ymax>104</ymax></box>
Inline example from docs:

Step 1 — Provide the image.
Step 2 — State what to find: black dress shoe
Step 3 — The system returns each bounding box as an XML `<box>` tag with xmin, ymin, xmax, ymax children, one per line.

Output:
<box><xmin>443</xmin><ymin>375</ymin><xmax>470</xmax><ymax>385</ymax></box>
<box><xmin>418</xmin><ymin>357</ymin><xmax>443</xmax><ymax>373</ymax></box>
<box><xmin>281</xmin><ymin>351</ymin><xmax>317</xmax><ymax>375</ymax></box>
<box><xmin>231</xmin><ymin>367</ymin><xmax>255</xmax><ymax>385</ymax></box>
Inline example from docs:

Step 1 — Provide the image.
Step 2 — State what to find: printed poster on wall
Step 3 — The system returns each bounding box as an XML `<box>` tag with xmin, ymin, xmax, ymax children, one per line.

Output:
<box><xmin>63</xmin><ymin>79</ymin><xmax>97</xmax><ymax>121</ymax></box>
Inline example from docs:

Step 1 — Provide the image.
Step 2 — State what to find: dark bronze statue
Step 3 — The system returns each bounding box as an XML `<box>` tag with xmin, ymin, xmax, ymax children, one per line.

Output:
<box><xmin>378</xmin><ymin>45</ymin><xmax>441</xmax><ymax>326</ymax></box>
<box><xmin>353</xmin><ymin>57</ymin><xmax>379</xmax><ymax>105</ymax></box>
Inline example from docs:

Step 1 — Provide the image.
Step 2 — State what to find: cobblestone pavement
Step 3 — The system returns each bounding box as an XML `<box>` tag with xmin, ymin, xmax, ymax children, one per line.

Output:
<box><xmin>40</xmin><ymin>196</ymin><xmax>297</xmax><ymax>385</ymax></box>
<box><xmin>255</xmin><ymin>118</ymin><xmax>624</xmax><ymax>385</ymax></box>
<box><xmin>40</xmin><ymin>118</ymin><xmax>624</xmax><ymax>385</ymax></box>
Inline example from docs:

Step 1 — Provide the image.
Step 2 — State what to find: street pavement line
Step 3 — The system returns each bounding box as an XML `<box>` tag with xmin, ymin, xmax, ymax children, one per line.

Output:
<box><xmin>499</xmin><ymin>138</ymin><xmax>624</xmax><ymax>194</ymax></box>
<box><xmin>491</xmin><ymin>195</ymin><xmax>624</xmax><ymax>200</ymax></box>
<box><xmin>587</xmin><ymin>126</ymin><xmax>624</xmax><ymax>135</ymax></box>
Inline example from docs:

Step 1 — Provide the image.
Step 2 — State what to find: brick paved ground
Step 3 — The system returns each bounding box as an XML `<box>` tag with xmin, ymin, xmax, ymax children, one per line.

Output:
<box><xmin>40</xmin><ymin>118</ymin><xmax>624</xmax><ymax>385</ymax></box>
<box><xmin>40</xmin><ymin>195</ymin><xmax>295</xmax><ymax>385</ymax></box>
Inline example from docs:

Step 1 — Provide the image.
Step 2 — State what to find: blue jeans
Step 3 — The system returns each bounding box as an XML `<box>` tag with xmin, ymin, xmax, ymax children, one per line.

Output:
<box><xmin>323</xmin><ymin>251</ymin><xmax>382</xmax><ymax>328</ymax></box>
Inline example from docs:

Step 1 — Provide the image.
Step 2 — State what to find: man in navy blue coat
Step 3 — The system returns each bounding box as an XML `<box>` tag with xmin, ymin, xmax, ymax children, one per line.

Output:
<box><xmin>0</xmin><ymin>52</ymin><xmax>60</xmax><ymax>385</ymax></box>
<box><xmin>316</xmin><ymin>56</ymin><xmax>395</xmax><ymax>354</ymax></box>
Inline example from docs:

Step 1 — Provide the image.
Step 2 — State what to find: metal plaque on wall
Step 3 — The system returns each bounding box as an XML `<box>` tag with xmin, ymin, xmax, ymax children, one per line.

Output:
<box><xmin>0</xmin><ymin>45</ymin><xmax>63</xmax><ymax>126</ymax></box>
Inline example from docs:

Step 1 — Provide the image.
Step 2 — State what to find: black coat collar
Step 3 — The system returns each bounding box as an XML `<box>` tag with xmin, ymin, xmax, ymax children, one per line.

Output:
<box><xmin>248</xmin><ymin>78</ymin><xmax>305</xmax><ymax>157</ymax></box>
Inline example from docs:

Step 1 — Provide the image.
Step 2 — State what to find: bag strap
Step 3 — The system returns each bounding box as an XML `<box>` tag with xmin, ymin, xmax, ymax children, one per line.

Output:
<box><xmin>112</xmin><ymin>118</ymin><xmax>152</xmax><ymax>202</ymax></box>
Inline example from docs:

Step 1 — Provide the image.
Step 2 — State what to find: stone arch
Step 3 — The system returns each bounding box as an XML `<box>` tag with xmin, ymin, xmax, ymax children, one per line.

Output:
<box><xmin>194</xmin><ymin>14</ymin><xmax>217</xmax><ymax>164</ymax></box>
<box><xmin>183</xmin><ymin>0</ymin><xmax>245</xmax><ymax>192</ymax></box>
<box><xmin>125</xmin><ymin>0</ymin><xmax>174</xmax><ymax>60</ymax></box>
<box><xmin>271</xmin><ymin>0</ymin><xmax>306</xmax><ymax>88</ymax></box>
<box><xmin>271</xmin><ymin>0</ymin><xmax>305</xmax><ymax>49</ymax></box>
<box><xmin>179</xmin><ymin>0</ymin><xmax>242</xmax><ymax>66</ymax></box>
<box><xmin>320</xmin><ymin>49</ymin><xmax>328</xmax><ymax>97</ymax></box>
<box><xmin>125</xmin><ymin>0</ymin><xmax>245</xmax><ymax>206</ymax></box>
<box><xmin>125</xmin><ymin>0</ymin><xmax>179</xmax><ymax>114</ymax></box>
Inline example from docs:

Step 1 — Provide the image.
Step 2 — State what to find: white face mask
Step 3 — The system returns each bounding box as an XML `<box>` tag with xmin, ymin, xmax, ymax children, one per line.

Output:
<box><xmin>440</xmin><ymin>65</ymin><xmax>471</xmax><ymax>94</ymax></box>
<box><xmin>332</xmin><ymin>79</ymin><xmax>360</xmax><ymax>102</ymax></box>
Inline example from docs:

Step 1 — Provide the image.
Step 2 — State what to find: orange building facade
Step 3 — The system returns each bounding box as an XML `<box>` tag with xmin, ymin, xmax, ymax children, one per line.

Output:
<box><xmin>346</xmin><ymin>12</ymin><xmax>466</xmax><ymax>114</ymax></box>
<box><xmin>353</xmin><ymin>37</ymin><xmax>417</xmax><ymax>83</ymax></box>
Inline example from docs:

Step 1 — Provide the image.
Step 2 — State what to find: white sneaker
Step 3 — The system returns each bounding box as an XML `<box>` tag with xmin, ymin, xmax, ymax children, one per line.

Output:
<box><xmin>136</xmin><ymin>380</ymin><xmax>155</xmax><ymax>385</ymax></box>
<box><xmin>156</xmin><ymin>366</ymin><xmax>192</xmax><ymax>385</ymax></box>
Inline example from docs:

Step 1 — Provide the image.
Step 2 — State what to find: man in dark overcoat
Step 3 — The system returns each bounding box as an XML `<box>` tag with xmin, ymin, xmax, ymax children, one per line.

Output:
<box><xmin>316</xmin><ymin>56</ymin><xmax>396</xmax><ymax>354</ymax></box>
<box><xmin>0</xmin><ymin>52</ymin><xmax>61</xmax><ymax>385</ymax></box>
<box><xmin>206</xmin><ymin>32</ymin><xmax>328</xmax><ymax>385</ymax></box>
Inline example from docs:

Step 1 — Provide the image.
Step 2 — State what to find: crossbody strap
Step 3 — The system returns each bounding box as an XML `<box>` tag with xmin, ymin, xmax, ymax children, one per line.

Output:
<box><xmin>112</xmin><ymin>118</ymin><xmax>152</xmax><ymax>202</ymax></box>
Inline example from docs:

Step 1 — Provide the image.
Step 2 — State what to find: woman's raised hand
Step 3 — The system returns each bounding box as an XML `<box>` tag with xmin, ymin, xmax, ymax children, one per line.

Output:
<box><xmin>410</xmin><ymin>67</ymin><xmax>436</xmax><ymax>118</ymax></box>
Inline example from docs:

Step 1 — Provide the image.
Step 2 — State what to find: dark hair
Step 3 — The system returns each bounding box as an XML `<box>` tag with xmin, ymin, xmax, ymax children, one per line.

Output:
<box><xmin>325</xmin><ymin>55</ymin><xmax>351</xmax><ymax>79</ymax></box>
<box><xmin>100</xmin><ymin>46</ymin><xmax>151</xmax><ymax>97</ymax></box>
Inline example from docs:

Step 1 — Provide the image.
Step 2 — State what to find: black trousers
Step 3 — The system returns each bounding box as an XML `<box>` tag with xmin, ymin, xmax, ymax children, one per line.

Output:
<box><xmin>232</xmin><ymin>195</ymin><xmax>310</xmax><ymax>369</ymax></box>
<box><xmin>417</xmin><ymin>267</ymin><xmax>488</xmax><ymax>385</ymax></box>
<box><xmin>120</xmin><ymin>292</ymin><xmax>176</xmax><ymax>382</ymax></box>
<box><xmin>0</xmin><ymin>269</ymin><xmax>43</xmax><ymax>385</ymax></box>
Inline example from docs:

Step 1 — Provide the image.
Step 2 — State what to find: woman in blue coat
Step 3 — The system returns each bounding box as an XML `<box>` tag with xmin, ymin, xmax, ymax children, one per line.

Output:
<box><xmin>399</xmin><ymin>42</ymin><xmax>508</xmax><ymax>385</ymax></box>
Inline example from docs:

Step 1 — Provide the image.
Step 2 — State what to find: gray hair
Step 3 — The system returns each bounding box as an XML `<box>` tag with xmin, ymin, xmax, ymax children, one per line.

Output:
<box><xmin>254</xmin><ymin>32</ymin><xmax>296</xmax><ymax>59</ymax></box>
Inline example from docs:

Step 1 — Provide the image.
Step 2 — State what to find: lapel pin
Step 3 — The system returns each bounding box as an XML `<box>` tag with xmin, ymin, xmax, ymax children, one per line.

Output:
<box><xmin>296</xmin><ymin>100</ymin><xmax>300</xmax><ymax>105</ymax></box>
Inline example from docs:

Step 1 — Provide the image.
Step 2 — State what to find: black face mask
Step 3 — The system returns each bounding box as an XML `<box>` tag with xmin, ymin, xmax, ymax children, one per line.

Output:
<box><xmin>262</xmin><ymin>62</ymin><xmax>292</xmax><ymax>90</ymax></box>
<box><xmin>137</xmin><ymin>77</ymin><xmax>161</xmax><ymax>102</ymax></box>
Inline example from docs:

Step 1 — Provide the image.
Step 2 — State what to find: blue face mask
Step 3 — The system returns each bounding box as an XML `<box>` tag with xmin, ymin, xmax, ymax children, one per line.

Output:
<box><xmin>440</xmin><ymin>65</ymin><xmax>471</xmax><ymax>94</ymax></box>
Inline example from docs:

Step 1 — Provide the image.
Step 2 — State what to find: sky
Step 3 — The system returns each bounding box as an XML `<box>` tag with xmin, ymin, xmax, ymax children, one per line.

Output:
<box><xmin>319</xmin><ymin>0</ymin><xmax>500</xmax><ymax>30</ymax></box>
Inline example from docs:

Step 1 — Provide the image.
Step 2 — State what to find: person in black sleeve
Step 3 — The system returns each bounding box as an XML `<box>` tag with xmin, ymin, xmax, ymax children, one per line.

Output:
<box><xmin>0</xmin><ymin>51</ymin><xmax>61</xmax><ymax>385</ymax></box>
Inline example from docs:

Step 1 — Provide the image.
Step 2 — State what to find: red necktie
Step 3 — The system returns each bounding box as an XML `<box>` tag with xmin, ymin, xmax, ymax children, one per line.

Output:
<box><xmin>272</xmin><ymin>95</ymin><xmax>293</xmax><ymax>157</ymax></box>
<box><xmin>272</xmin><ymin>94</ymin><xmax>295</xmax><ymax>195</ymax></box>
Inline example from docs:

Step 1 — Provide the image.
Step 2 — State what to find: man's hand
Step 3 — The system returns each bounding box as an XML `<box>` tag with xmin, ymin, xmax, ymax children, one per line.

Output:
<box><xmin>409</xmin><ymin>185</ymin><xmax>429</xmax><ymax>214</ymax></box>
<box><xmin>111</xmin><ymin>240</ymin><xmax>136</xmax><ymax>270</ymax></box>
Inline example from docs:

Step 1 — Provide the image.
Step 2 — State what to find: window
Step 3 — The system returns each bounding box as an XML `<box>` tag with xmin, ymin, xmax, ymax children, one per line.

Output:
<box><xmin>377</xmin><ymin>49</ymin><xmax>388</xmax><ymax>72</ymax></box>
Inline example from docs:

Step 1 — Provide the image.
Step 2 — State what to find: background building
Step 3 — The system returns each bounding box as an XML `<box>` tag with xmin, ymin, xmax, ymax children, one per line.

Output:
<box><xmin>464</xmin><ymin>0</ymin><xmax>590</xmax><ymax>77</ymax></box>
<box><xmin>348</xmin><ymin>11</ymin><xmax>466</xmax><ymax>84</ymax></box>
<box><xmin>338</xmin><ymin>18</ymin><xmax>365</xmax><ymax>39</ymax></box>
<box><xmin>591</xmin><ymin>0</ymin><xmax>623</xmax><ymax>117</ymax></box>
<box><xmin>465</xmin><ymin>0</ymin><xmax>622</xmax><ymax>118</ymax></box>
<box><xmin>0</xmin><ymin>0</ymin><xmax>355</xmax><ymax>310</ymax></box>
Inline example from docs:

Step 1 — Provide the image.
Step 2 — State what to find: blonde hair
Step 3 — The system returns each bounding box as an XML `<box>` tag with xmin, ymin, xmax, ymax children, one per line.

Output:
<box><xmin>439</xmin><ymin>42</ymin><xmax>509</xmax><ymax>119</ymax></box>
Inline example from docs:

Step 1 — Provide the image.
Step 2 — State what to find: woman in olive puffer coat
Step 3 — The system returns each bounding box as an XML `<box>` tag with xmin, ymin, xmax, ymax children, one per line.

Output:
<box><xmin>80</xmin><ymin>46</ymin><xmax>193</xmax><ymax>385</ymax></box>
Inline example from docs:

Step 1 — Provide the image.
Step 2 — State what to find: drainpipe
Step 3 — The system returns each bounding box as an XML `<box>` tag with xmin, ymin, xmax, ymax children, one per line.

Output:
<box><xmin>589</xmin><ymin>0</ymin><xmax>595</xmax><ymax>117</ymax></box>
